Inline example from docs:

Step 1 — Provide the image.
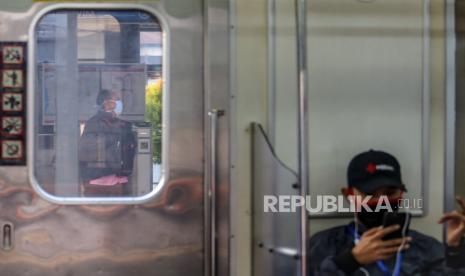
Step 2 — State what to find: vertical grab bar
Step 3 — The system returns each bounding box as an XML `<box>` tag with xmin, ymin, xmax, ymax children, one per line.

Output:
<box><xmin>295</xmin><ymin>0</ymin><xmax>310</xmax><ymax>275</ymax></box>
<box><xmin>205</xmin><ymin>109</ymin><xmax>224</xmax><ymax>276</ymax></box>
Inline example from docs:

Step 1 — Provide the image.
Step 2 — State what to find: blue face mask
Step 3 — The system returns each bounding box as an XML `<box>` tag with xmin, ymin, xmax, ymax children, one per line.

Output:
<box><xmin>114</xmin><ymin>100</ymin><xmax>123</xmax><ymax>115</ymax></box>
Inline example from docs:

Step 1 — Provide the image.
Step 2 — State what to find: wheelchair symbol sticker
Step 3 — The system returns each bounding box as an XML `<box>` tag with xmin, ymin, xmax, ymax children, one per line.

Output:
<box><xmin>1</xmin><ymin>140</ymin><xmax>22</xmax><ymax>160</ymax></box>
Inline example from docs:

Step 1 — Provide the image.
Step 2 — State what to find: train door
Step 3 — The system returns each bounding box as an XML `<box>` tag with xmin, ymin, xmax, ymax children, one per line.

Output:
<box><xmin>0</xmin><ymin>2</ymin><xmax>229</xmax><ymax>276</ymax></box>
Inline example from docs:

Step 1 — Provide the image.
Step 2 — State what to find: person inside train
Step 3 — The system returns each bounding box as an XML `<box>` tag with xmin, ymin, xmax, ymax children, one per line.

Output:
<box><xmin>78</xmin><ymin>89</ymin><xmax>136</xmax><ymax>197</ymax></box>
<box><xmin>309</xmin><ymin>149</ymin><xmax>465</xmax><ymax>275</ymax></box>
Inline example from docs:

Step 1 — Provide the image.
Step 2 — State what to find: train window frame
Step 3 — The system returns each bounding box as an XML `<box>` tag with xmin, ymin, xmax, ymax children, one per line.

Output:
<box><xmin>27</xmin><ymin>3</ymin><xmax>170</xmax><ymax>204</ymax></box>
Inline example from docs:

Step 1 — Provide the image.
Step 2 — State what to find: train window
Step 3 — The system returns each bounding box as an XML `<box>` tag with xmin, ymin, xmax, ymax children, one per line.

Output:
<box><xmin>31</xmin><ymin>9</ymin><xmax>164</xmax><ymax>201</ymax></box>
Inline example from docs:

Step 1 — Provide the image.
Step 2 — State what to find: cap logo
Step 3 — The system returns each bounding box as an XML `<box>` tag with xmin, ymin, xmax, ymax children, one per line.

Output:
<box><xmin>366</xmin><ymin>163</ymin><xmax>394</xmax><ymax>174</ymax></box>
<box><xmin>366</xmin><ymin>163</ymin><xmax>377</xmax><ymax>174</ymax></box>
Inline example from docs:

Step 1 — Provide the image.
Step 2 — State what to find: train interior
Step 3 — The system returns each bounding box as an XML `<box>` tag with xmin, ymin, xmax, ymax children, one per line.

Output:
<box><xmin>0</xmin><ymin>0</ymin><xmax>463</xmax><ymax>275</ymax></box>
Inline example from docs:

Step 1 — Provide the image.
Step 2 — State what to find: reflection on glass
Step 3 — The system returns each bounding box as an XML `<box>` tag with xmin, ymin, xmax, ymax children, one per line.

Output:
<box><xmin>33</xmin><ymin>10</ymin><xmax>163</xmax><ymax>198</ymax></box>
<box><xmin>78</xmin><ymin>90</ymin><xmax>137</xmax><ymax>197</ymax></box>
<box><xmin>145</xmin><ymin>79</ymin><xmax>162</xmax><ymax>181</ymax></box>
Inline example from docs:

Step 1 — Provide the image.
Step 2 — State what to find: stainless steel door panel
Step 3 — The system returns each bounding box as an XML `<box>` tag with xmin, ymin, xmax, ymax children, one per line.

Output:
<box><xmin>0</xmin><ymin>2</ymin><xmax>208</xmax><ymax>275</ymax></box>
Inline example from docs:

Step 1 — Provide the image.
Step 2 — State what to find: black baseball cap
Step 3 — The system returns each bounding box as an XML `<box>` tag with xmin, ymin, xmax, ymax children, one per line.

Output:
<box><xmin>347</xmin><ymin>150</ymin><xmax>406</xmax><ymax>194</ymax></box>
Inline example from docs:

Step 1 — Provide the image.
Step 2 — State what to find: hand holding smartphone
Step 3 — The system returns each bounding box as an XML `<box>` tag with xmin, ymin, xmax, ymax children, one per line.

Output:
<box><xmin>382</xmin><ymin>212</ymin><xmax>411</xmax><ymax>240</ymax></box>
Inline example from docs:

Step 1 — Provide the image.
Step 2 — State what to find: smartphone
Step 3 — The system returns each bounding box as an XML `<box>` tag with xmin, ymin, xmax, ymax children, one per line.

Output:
<box><xmin>382</xmin><ymin>212</ymin><xmax>411</xmax><ymax>240</ymax></box>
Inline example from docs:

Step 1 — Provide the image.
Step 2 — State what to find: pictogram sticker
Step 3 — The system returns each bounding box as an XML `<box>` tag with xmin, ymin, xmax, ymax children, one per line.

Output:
<box><xmin>1</xmin><ymin>140</ymin><xmax>23</xmax><ymax>160</ymax></box>
<box><xmin>2</xmin><ymin>46</ymin><xmax>23</xmax><ymax>64</ymax></box>
<box><xmin>0</xmin><ymin>41</ymin><xmax>27</xmax><ymax>165</ymax></box>
<box><xmin>2</xmin><ymin>69</ymin><xmax>23</xmax><ymax>88</ymax></box>
<box><xmin>2</xmin><ymin>93</ymin><xmax>23</xmax><ymax>112</ymax></box>
<box><xmin>1</xmin><ymin>116</ymin><xmax>23</xmax><ymax>136</ymax></box>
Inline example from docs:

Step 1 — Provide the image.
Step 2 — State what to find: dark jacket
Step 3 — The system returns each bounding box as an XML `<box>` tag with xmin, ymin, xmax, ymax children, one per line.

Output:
<box><xmin>309</xmin><ymin>222</ymin><xmax>465</xmax><ymax>275</ymax></box>
<box><xmin>78</xmin><ymin>111</ymin><xmax>136</xmax><ymax>181</ymax></box>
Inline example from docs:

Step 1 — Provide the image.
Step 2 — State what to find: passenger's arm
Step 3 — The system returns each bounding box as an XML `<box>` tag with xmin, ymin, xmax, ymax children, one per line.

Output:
<box><xmin>445</xmin><ymin>239</ymin><xmax>465</xmax><ymax>269</ymax></box>
<box><xmin>310</xmin><ymin>225</ymin><xmax>410</xmax><ymax>276</ymax></box>
<box><xmin>439</xmin><ymin>197</ymin><xmax>465</xmax><ymax>268</ymax></box>
<box><xmin>350</xmin><ymin>225</ymin><xmax>411</xmax><ymax>265</ymax></box>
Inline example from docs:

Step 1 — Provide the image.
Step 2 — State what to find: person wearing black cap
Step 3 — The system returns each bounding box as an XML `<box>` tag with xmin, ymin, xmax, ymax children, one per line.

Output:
<box><xmin>309</xmin><ymin>149</ymin><xmax>465</xmax><ymax>275</ymax></box>
<box><xmin>78</xmin><ymin>89</ymin><xmax>136</xmax><ymax>196</ymax></box>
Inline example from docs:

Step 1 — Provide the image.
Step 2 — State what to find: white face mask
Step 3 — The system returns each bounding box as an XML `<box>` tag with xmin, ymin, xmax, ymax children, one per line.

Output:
<box><xmin>114</xmin><ymin>100</ymin><xmax>123</xmax><ymax>115</ymax></box>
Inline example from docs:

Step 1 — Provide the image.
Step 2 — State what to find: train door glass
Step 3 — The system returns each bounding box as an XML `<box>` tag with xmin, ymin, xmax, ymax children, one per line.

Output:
<box><xmin>32</xmin><ymin>9</ymin><xmax>164</xmax><ymax>199</ymax></box>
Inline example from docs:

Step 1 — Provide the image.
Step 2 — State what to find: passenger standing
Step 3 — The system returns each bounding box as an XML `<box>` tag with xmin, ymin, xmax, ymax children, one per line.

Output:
<box><xmin>78</xmin><ymin>89</ymin><xmax>136</xmax><ymax>196</ymax></box>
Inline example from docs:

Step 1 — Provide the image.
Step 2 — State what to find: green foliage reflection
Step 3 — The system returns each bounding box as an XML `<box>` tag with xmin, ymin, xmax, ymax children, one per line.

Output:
<box><xmin>145</xmin><ymin>80</ymin><xmax>162</xmax><ymax>164</ymax></box>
